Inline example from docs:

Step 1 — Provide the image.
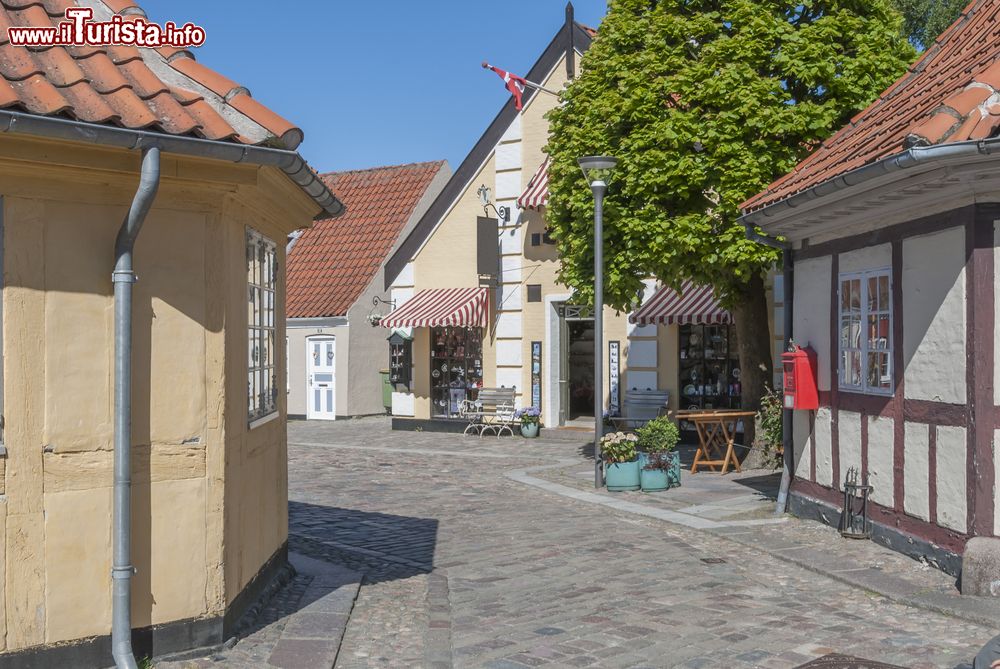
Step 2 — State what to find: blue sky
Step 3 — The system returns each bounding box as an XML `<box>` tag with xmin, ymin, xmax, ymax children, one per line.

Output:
<box><xmin>152</xmin><ymin>1</ymin><xmax>609</xmax><ymax>174</ymax></box>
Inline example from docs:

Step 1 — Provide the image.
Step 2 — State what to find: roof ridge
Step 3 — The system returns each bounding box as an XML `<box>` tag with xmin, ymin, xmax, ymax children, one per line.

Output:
<box><xmin>319</xmin><ymin>160</ymin><xmax>446</xmax><ymax>177</ymax></box>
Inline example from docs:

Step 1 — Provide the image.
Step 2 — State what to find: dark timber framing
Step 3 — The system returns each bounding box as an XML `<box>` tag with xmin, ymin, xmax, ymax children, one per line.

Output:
<box><xmin>382</xmin><ymin>18</ymin><xmax>593</xmax><ymax>290</ymax></box>
<box><xmin>790</xmin><ymin>202</ymin><xmax>1000</xmax><ymax>564</ymax></box>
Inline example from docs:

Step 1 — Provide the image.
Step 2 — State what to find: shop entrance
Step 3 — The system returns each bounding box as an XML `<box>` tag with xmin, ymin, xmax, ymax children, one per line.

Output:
<box><xmin>558</xmin><ymin>305</ymin><xmax>595</xmax><ymax>425</ymax></box>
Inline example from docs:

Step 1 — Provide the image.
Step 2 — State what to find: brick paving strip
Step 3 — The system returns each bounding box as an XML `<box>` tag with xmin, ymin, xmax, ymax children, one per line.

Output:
<box><xmin>515</xmin><ymin>457</ymin><xmax>1000</xmax><ymax>631</ymax></box>
<box><xmin>156</xmin><ymin>553</ymin><xmax>361</xmax><ymax>669</ymax></box>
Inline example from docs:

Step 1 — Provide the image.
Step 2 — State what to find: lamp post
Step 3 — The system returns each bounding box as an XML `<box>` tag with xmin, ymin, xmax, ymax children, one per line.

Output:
<box><xmin>578</xmin><ymin>155</ymin><xmax>617</xmax><ymax>488</ymax></box>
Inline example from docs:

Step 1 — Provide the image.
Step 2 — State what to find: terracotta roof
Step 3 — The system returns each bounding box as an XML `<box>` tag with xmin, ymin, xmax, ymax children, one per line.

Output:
<box><xmin>286</xmin><ymin>161</ymin><xmax>447</xmax><ymax>319</ymax></box>
<box><xmin>742</xmin><ymin>0</ymin><xmax>1000</xmax><ymax>213</ymax></box>
<box><xmin>0</xmin><ymin>0</ymin><xmax>302</xmax><ymax>149</ymax></box>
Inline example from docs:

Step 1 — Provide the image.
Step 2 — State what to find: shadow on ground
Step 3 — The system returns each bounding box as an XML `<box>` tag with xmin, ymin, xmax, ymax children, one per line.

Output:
<box><xmin>288</xmin><ymin>501</ymin><xmax>439</xmax><ymax>585</ymax></box>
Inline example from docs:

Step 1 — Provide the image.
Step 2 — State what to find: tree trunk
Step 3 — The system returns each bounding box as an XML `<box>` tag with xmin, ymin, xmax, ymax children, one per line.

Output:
<box><xmin>731</xmin><ymin>273</ymin><xmax>774</xmax><ymax>448</ymax></box>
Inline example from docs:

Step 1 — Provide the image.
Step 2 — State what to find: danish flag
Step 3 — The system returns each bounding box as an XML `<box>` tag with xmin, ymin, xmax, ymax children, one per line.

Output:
<box><xmin>483</xmin><ymin>62</ymin><xmax>528</xmax><ymax>111</ymax></box>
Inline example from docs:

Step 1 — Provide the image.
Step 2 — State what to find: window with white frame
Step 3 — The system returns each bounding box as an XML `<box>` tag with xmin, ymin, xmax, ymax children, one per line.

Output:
<box><xmin>838</xmin><ymin>268</ymin><xmax>892</xmax><ymax>394</ymax></box>
<box><xmin>248</xmin><ymin>228</ymin><xmax>278</xmax><ymax>424</ymax></box>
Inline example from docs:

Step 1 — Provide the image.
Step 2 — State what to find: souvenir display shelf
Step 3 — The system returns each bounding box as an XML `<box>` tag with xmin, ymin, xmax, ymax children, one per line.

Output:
<box><xmin>430</xmin><ymin>327</ymin><xmax>484</xmax><ymax>418</ymax></box>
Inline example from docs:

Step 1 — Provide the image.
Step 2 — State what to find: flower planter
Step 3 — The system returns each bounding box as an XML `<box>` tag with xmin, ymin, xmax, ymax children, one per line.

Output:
<box><xmin>638</xmin><ymin>451</ymin><xmax>680</xmax><ymax>492</ymax></box>
<box><xmin>521</xmin><ymin>423</ymin><xmax>539</xmax><ymax>438</ymax></box>
<box><xmin>604</xmin><ymin>459</ymin><xmax>640</xmax><ymax>491</ymax></box>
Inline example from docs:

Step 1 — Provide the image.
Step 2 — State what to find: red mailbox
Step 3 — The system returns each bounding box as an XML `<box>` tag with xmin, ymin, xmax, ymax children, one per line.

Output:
<box><xmin>782</xmin><ymin>345</ymin><xmax>819</xmax><ymax>410</ymax></box>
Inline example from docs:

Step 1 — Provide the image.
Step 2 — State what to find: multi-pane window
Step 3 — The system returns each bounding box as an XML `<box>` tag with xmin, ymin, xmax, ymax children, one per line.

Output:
<box><xmin>839</xmin><ymin>269</ymin><xmax>892</xmax><ymax>395</ymax></box>
<box><xmin>247</xmin><ymin>228</ymin><xmax>277</xmax><ymax>424</ymax></box>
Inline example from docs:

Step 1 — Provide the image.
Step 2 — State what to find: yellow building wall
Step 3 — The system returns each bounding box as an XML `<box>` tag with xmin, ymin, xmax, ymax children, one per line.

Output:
<box><xmin>0</xmin><ymin>135</ymin><xmax>305</xmax><ymax>651</ymax></box>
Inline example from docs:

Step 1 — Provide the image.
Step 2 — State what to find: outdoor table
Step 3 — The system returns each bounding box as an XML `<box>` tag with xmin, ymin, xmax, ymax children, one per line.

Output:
<box><xmin>676</xmin><ymin>410</ymin><xmax>756</xmax><ymax>474</ymax></box>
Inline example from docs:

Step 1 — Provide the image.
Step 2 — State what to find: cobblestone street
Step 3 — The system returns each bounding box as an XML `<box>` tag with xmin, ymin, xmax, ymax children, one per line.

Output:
<box><xmin>275</xmin><ymin>417</ymin><xmax>995</xmax><ymax>669</ymax></box>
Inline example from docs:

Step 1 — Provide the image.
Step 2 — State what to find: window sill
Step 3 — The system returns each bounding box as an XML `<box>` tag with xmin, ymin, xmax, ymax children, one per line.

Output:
<box><xmin>838</xmin><ymin>387</ymin><xmax>893</xmax><ymax>398</ymax></box>
<box><xmin>248</xmin><ymin>412</ymin><xmax>280</xmax><ymax>430</ymax></box>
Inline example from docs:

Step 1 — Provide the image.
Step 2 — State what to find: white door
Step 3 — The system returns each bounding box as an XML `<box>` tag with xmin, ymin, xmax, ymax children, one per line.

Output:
<box><xmin>307</xmin><ymin>337</ymin><xmax>336</xmax><ymax>420</ymax></box>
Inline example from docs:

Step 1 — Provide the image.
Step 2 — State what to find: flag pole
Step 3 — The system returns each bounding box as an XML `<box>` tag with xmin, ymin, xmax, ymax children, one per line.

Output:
<box><xmin>481</xmin><ymin>62</ymin><xmax>561</xmax><ymax>97</ymax></box>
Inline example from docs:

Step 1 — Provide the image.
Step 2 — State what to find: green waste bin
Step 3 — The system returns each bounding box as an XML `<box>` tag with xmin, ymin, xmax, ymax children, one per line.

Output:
<box><xmin>379</xmin><ymin>369</ymin><xmax>392</xmax><ymax>414</ymax></box>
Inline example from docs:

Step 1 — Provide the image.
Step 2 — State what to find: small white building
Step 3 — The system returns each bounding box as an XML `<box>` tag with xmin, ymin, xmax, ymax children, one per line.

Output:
<box><xmin>741</xmin><ymin>0</ymin><xmax>1000</xmax><ymax>575</ymax></box>
<box><xmin>286</xmin><ymin>162</ymin><xmax>450</xmax><ymax>419</ymax></box>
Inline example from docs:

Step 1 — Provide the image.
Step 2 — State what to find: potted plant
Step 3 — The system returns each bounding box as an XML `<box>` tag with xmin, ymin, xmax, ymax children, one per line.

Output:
<box><xmin>517</xmin><ymin>407</ymin><xmax>541</xmax><ymax>438</ymax></box>
<box><xmin>601</xmin><ymin>431</ymin><xmax>640</xmax><ymax>491</ymax></box>
<box><xmin>636</xmin><ymin>416</ymin><xmax>681</xmax><ymax>492</ymax></box>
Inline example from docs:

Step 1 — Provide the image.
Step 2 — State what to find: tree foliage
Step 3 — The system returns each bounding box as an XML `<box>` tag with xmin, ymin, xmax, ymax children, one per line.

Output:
<box><xmin>892</xmin><ymin>0</ymin><xmax>966</xmax><ymax>47</ymax></box>
<box><xmin>544</xmin><ymin>0</ymin><xmax>917</xmax><ymax>313</ymax></box>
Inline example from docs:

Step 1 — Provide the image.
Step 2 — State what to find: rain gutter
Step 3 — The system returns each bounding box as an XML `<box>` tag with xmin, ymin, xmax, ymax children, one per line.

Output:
<box><xmin>0</xmin><ymin>109</ymin><xmax>344</xmax><ymax>219</ymax></box>
<box><xmin>740</xmin><ymin>137</ymin><xmax>1000</xmax><ymax>230</ymax></box>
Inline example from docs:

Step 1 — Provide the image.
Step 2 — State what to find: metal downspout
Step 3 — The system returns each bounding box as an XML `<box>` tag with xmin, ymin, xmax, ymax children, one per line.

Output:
<box><xmin>112</xmin><ymin>146</ymin><xmax>161</xmax><ymax>669</ymax></box>
<box><xmin>775</xmin><ymin>247</ymin><xmax>794</xmax><ymax>516</ymax></box>
<box><xmin>744</xmin><ymin>226</ymin><xmax>794</xmax><ymax>515</ymax></box>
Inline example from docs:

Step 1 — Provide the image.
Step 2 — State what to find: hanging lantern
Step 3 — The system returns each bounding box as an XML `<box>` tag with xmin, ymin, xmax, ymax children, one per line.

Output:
<box><xmin>840</xmin><ymin>467</ymin><xmax>873</xmax><ymax>539</ymax></box>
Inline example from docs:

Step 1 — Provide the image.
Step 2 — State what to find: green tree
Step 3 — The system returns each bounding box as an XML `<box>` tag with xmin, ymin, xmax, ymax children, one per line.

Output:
<box><xmin>544</xmin><ymin>0</ymin><xmax>915</xmax><ymax>423</ymax></box>
<box><xmin>893</xmin><ymin>0</ymin><xmax>966</xmax><ymax>47</ymax></box>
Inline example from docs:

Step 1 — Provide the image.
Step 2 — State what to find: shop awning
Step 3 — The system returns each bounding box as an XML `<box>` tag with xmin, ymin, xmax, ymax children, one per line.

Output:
<box><xmin>629</xmin><ymin>280</ymin><xmax>732</xmax><ymax>326</ymax></box>
<box><xmin>380</xmin><ymin>288</ymin><xmax>489</xmax><ymax>329</ymax></box>
<box><xmin>517</xmin><ymin>157</ymin><xmax>549</xmax><ymax>210</ymax></box>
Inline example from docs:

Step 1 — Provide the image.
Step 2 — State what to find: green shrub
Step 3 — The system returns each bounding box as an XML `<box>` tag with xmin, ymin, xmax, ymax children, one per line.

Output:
<box><xmin>636</xmin><ymin>416</ymin><xmax>680</xmax><ymax>453</ymax></box>
<box><xmin>600</xmin><ymin>431</ymin><xmax>638</xmax><ymax>463</ymax></box>
<box><xmin>757</xmin><ymin>386</ymin><xmax>784</xmax><ymax>468</ymax></box>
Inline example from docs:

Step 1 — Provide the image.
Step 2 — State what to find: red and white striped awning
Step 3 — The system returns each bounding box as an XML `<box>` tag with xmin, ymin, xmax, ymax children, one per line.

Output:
<box><xmin>629</xmin><ymin>280</ymin><xmax>732</xmax><ymax>326</ymax></box>
<box><xmin>380</xmin><ymin>288</ymin><xmax>489</xmax><ymax>329</ymax></box>
<box><xmin>517</xmin><ymin>157</ymin><xmax>549</xmax><ymax>210</ymax></box>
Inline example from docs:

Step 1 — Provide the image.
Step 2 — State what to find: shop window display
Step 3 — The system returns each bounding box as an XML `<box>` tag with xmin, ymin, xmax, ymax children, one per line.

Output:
<box><xmin>430</xmin><ymin>327</ymin><xmax>484</xmax><ymax>418</ymax></box>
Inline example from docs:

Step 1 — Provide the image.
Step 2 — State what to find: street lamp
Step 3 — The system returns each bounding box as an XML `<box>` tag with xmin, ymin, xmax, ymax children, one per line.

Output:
<box><xmin>578</xmin><ymin>155</ymin><xmax>617</xmax><ymax>488</ymax></box>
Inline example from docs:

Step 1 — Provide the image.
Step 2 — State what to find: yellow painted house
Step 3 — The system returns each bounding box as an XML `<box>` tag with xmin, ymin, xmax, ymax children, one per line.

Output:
<box><xmin>0</xmin><ymin>1</ymin><xmax>341</xmax><ymax>665</ymax></box>
<box><xmin>381</xmin><ymin>6</ymin><xmax>780</xmax><ymax>432</ymax></box>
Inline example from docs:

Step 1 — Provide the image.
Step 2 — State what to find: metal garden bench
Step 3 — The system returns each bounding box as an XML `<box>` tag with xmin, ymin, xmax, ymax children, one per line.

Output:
<box><xmin>461</xmin><ymin>387</ymin><xmax>517</xmax><ymax>438</ymax></box>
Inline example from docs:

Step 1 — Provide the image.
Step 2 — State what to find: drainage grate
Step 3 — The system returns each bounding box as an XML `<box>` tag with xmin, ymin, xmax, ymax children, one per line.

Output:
<box><xmin>700</xmin><ymin>557</ymin><xmax>727</xmax><ymax>564</ymax></box>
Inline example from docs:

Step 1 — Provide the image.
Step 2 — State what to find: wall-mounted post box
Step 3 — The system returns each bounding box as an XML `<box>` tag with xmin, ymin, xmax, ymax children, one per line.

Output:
<box><xmin>782</xmin><ymin>344</ymin><xmax>819</xmax><ymax>410</ymax></box>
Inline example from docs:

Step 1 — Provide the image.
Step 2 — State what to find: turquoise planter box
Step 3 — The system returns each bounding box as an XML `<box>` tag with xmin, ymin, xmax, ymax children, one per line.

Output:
<box><xmin>605</xmin><ymin>459</ymin><xmax>640</xmax><ymax>491</ymax></box>
<box><xmin>521</xmin><ymin>423</ymin><xmax>539</xmax><ymax>438</ymax></box>
<box><xmin>638</xmin><ymin>451</ymin><xmax>681</xmax><ymax>492</ymax></box>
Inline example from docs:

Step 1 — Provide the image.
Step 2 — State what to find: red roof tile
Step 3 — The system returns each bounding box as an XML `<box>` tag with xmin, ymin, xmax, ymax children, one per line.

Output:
<box><xmin>286</xmin><ymin>162</ymin><xmax>447</xmax><ymax>319</ymax></box>
<box><xmin>0</xmin><ymin>0</ymin><xmax>303</xmax><ymax>149</ymax></box>
<box><xmin>743</xmin><ymin>0</ymin><xmax>1000</xmax><ymax>213</ymax></box>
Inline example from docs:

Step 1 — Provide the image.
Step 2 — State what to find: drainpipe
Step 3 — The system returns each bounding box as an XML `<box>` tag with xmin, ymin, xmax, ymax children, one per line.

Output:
<box><xmin>744</xmin><ymin>226</ymin><xmax>794</xmax><ymax>515</ymax></box>
<box><xmin>112</xmin><ymin>146</ymin><xmax>161</xmax><ymax>669</ymax></box>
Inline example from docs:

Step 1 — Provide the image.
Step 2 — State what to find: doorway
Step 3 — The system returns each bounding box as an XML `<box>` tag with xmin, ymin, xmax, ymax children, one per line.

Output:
<box><xmin>562</xmin><ymin>317</ymin><xmax>596</xmax><ymax>423</ymax></box>
<box><xmin>306</xmin><ymin>336</ymin><xmax>336</xmax><ymax>420</ymax></box>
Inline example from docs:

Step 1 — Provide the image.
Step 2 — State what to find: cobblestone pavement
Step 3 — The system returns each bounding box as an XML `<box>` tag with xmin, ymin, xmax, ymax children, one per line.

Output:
<box><xmin>283</xmin><ymin>417</ymin><xmax>996</xmax><ymax>669</ymax></box>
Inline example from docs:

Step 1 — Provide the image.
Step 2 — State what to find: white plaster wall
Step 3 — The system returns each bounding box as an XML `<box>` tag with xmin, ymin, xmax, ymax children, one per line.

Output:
<box><xmin>495</xmin><ymin>171</ymin><xmax>521</xmax><ymax>200</ymax></box>
<box><xmin>626</xmin><ymin>370</ymin><xmax>657</xmax><ymax>391</ymax></box>
<box><xmin>792</xmin><ymin>409</ymin><xmax>812</xmax><ymax>480</ymax></box>
<box><xmin>500</xmin><ymin>114</ymin><xmax>521</xmax><ymax>142</ymax></box>
<box><xmin>838</xmin><ymin>411</ymin><xmax>863</xmax><ymax>491</ymax></box>
<box><xmin>501</xmin><ymin>256</ymin><xmax>522</xmax><ymax>283</ymax></box>
<box><xmin>936</xmin><ymin>425</ymin><xmax>967</xmax><ymax>533</ymax></box>
<box><xmin>391</xmin><ymin>391</ymin><xmax>414</xmax><ymax>417</ymax></box>
<box><xmin>793</xmin><ymin>256</ymin><xmax>832</xmax><ymax>390</ymax></box>
<box><xmin>497</xmin><ymin>284</ymin><xmax>521</xmax><ymax>311</ymax></box>
<box><xmin>395</xmin><ymin>262</ymin><xmax>414</xmax><ymax>287</ymax></box>
<box><xmin>867</xmin><ymin>415</ymin><xmax>894</xmax><ymax>509</ymax></box>
<box><xmin>496</xmin><ymin>340</ymin><xmax>523</xmax><ymax>366</ymax></box>
<box><xmin>839</xmin><ymin>243</ymin><xmax>891</xmax><ymax>274</ymax></box>
<box><xmin>903</xmin><ymin>227</ymin><xmax>966</xmax><ymax>404</ymax></box>
<box><xmin>496</xmin><ymin>367</ymin><xmax>521</xmax><ymax>392</ymax></box>
<box><xmin>815</xmin><ymin>407</ymin><xmax>833</xmax><ymax>486</ymax></box>
<box><xmin>496</xmin><ymin>313</ymin><xmax>522</xmax><ymax>339</ymax></box>
<box><xmin>627</xmin><ymin>340</ymin><xmax>657</xmax><ymax>368</ymax></box>
<box><xmin>903</xmin><ymin>422</ymin><xmax>930</xmax><ymax>521</ymax></box>
<box><xmin>495</xmin><ymin>142</ymin><xmax>520</xmax><ymax>171</ymax></box>
<box><xmin>390</xmin><ymin>287</ymin><xmax>414</xmax><ymax>307</ymax></box>
<box><xmin>499</xmin><ymin>226</ymin><xmax>522</xmax><ymax>256</ymax></box>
